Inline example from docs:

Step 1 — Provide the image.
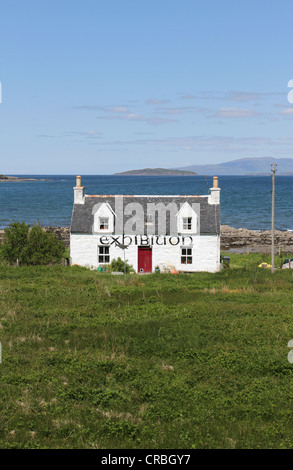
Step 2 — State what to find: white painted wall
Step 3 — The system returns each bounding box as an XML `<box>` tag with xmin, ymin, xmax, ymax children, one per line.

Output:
<box><xmin>70</xmin><ymin>233</ymin><xmax>221</xmax><ymax>273</ymax></box>
<box><xmin>152</xmin><ymin>235</ymin><xmax>220</xmax><ymax>273</ymax></box>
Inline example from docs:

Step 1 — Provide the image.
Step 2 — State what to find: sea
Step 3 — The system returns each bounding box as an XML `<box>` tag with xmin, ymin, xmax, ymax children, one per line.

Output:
<box><xmin>0</xmin><ymin>174</ymin><xmax>292</xmax><ymax>231</ymax></box>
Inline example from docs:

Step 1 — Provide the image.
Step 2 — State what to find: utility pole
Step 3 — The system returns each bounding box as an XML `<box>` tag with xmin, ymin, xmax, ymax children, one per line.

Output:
<box><xmin>271</xmin><ymin>163</ymin><xmax>276</xmax><ymax>273</ymax></box>
<box><xmin>115</xmin><ymin>241</ymin><xmax>128</xmax><ymax>282</ymax></box>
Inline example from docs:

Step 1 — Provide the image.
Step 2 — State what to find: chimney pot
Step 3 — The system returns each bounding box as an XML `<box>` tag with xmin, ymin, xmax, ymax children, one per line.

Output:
<box><xmin>209</xmin><ymin>176</ymin><xmax>220</xmax><ymax>205</ymax></box>
<box><xmin>74</xmin><ymin>175</ymin><xmax>85</xmax><ymax>204</ymax></box>
<box><xmin>76</xmin><ymin>175</ymin><xmax>82</xmax><ymax>187</ymax></box>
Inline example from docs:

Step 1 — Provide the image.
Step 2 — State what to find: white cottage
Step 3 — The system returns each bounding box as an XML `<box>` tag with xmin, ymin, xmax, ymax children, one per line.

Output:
<box><xmin>70</xmin><ymin>175</ymin><xmax>221</xmax><ymax>273</ymax></box>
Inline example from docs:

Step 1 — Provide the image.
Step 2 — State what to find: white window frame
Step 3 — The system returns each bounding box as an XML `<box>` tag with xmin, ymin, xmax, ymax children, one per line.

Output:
<box><xmin>181</xmin><ymin>247</ymin><xmax>192</xmax><ymax>265</ymax></box>
<box><xmin>182</xmin><ymin>217</ymin><xmax>192</xmax><ymax>231</ymax></box>
<box><xmin>99</xmin><ymin>217</ymin><xmax>109</xmax><ymax>230</ymax></box>
<box><xmin>98</xmin><ymin>245</ymin><xmax>110</xmax><ymax>264</ymax></box>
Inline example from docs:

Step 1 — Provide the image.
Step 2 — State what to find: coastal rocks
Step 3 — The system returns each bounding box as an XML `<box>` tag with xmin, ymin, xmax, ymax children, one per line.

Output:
<box><xmin>220</xmin><ymin>225</ymin><xmax>293</xmax><ymax>253</ymax></box>
<box><xmin>0</xmin><ymin>175</ymin><xmax>50</xmax><ymax>182</ymax></box>
<box><xmin>44</xmin><ymin>227</ymin><xmax>70</xmax><ymax>248</ymax></box>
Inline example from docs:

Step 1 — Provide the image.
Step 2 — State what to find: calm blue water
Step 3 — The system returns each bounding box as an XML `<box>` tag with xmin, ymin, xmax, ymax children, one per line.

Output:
<box><xmin>0</xmin><ymin>175</ymin><xmax>292</xmax><ymax>231</ymax></box>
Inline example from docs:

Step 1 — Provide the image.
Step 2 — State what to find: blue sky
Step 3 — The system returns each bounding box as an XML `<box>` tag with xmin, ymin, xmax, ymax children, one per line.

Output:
<box><xmin>1</xmin><ymin>0</ymin><xmax>293</xmax><ymax>174</ymax></box>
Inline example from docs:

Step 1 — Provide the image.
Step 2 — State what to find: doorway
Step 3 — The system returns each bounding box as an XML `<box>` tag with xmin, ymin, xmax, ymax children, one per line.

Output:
<box><xmin>138</xmin><ymin>246</ymin><xmax>152</xmax><ymax>273</ymax></box>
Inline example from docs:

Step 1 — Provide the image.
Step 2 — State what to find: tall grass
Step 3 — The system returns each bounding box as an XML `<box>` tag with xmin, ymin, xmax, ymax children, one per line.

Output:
<box><xmin>1</xmin><ymin>255</ymin><xmax>293</xmax><ymax>448</ymax></box>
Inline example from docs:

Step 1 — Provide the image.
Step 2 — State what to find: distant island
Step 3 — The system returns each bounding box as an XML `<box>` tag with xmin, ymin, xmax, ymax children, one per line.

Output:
<box><xmin>175</xmin><ymin>157</ymin><xmax>293</xmax><ymax>175</ymax></box>
<box><xmin>0</xmin><ymin>175</ymin><xmax>50</xmax><ymax>182</ymax></box>
<box><xmin>114</xmin><ymin>168</ymin><xmax>197</xmax><ymax>176</ymax></box>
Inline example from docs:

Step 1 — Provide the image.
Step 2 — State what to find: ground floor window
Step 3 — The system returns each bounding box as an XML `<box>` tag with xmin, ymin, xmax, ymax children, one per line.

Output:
<box><xmin>98</xmin><ymin>245</ymin><xmax>110</xmax><ymax>263</ymax></box>
<box><xmin>181</xmin><ymin>247</ymin><xmax>192</xmax><ymax>264</ymax></box>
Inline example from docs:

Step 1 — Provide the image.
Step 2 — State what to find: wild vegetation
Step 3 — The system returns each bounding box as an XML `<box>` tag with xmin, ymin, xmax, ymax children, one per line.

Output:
<box><xmin>1</xmin><ymin>222</ymin><xmax>65</xmax><ymax>265</ymax></box>
<box><xmin>0</xmin><ymin>252</ymin><xmax>293</xmax><ymax>449</ymax></box>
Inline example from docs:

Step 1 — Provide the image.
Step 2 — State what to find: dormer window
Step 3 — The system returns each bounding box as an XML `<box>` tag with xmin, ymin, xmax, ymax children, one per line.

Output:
<box><xmin>176</xmin><ymin>202</ymin><xmax>199</xmax><ymax>234</ymax></box>
<box><xmin>182</xmin><ymin>217</ymin><xmax>192</xmax><ymax>231</ymax></box>
<box><xmin>93</xmin><ymin>202</ymin><xmax>115</xmax><ymax>233</ymax></box>
<box><xmin>99</xmin><ymin>217</ymin><xmax>109</xmax><ymax>230</ymax></box>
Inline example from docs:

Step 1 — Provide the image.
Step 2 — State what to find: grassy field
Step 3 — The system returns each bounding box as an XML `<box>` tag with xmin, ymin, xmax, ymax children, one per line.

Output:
<box><xmin>1</xmin><ymin>252</ymin><xmax>293</xmax><ymax>449</ymax></box>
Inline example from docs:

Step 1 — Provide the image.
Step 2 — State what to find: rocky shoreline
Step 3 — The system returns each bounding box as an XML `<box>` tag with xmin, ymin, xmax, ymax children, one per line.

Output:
<box><xmin>220</xmin><ymin>225</ymin><xmax>293</xmax><ymax>253</ymax></box>
<box><xmin>1</xmin><ymin>225</ymin><xmax>293</xmax><ymax>253</ymax></box>
<box><xmin>0</xmin><ymin>175</ymin><xmax>50</xmax><ymax>182</ymax></box>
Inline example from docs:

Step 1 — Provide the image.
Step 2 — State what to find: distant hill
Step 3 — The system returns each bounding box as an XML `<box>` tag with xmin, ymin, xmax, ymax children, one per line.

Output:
<box><xmin>115</xmin><ymin>168</ymin><xmax>197</xmax><ymax>176</ymax></box>
<box><xmin>175</xmin><ymin>157</ymin><xmax>293</xmax><ymax>175</ymax></box>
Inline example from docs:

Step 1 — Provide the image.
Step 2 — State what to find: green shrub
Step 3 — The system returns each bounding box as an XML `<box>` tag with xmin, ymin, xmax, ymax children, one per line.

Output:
<box><xmin>24</xmin><ymin>224</ymin><xmax>65</xmax><ymax>265</ymax></box>
<box><xmin>109</xmin><ymin>257</ymin><xmax>133</xmax><ymax>273</ymax></box>
<box><xmin>2</xmin><ymin>221</ymin><xmax>30</xmax><ymax>264</ymax></box>
<box><xmin>2</xmin><ymin>222</ymin><xmax>65</xmax><ymax>265</ymax></box>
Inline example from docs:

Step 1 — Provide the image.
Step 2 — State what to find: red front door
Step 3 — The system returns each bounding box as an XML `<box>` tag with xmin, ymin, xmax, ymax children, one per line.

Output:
<box><xmin>138</xmin><ymin>246</ymin><xmax>152</xmax><ymax>273</ymax></box>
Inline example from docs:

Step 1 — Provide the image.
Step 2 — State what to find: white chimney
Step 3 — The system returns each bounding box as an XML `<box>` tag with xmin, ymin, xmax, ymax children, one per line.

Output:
<box><xmin>74</xmin><ymin>175</ymin><xmax>85</xmax><ymax>204</ymax></box>
<box><xmin>209</xmin><ymin>176</ymin><xmax>220</xmax><ymax>205</ymax></box>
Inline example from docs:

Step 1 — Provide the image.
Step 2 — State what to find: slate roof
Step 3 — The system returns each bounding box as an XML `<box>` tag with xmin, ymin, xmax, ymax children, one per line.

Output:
<box><xmin>70</xmin><ymin>194</ymin><xmax>220</xmax><ymax>235</ymax></box>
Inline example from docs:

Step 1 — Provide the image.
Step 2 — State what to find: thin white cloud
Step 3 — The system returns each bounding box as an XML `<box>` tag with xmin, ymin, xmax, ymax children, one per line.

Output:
<box><xmin>88</xmin><ymin>134</ymin><xmax>272</xmax><ymax>150</ymax></box>
<box><xmin>279</xmin><ymin>107</ymin><xmax>293</xmax><ymax>116</ymax></box>
<box><xmin>210</xmin><ymin>107</ymin><xmax>260</xmax><ymax>118</ymax></box>
<box><xmin>225</xmin><ymin>91</ymin><xmax>264</xmax><ymax>102</ymax></box>
<box><xmin>96</xmin><ymin>113</ymin><xmax>178</xmax><ymax>125</ymax></box>
<box><xmin>155</xmin><ymin>106</ymin><xmax>198</xmax><ymax>115</ymax></box>
<box><xmin>65</xmin><ymin>130</ymin><xmax>103</xmax><ymax>137</ymax></box>
<box><xmin>73</xmin><ymin>90</ymin><xmax>285</xmax><ymax>128</ymax></box>
<box><xmin>134</xmin><ymin>131</ymin><xmax>154</xmax><ymax>135</ymax></box>
<box><xmin>147</xmin><ymin>116</ymin><xmax>178</xmax><ymax>124</ymax></box>
<box><xmin>36</xmin><ymin>134</ymin><xmax>55</xmax><ymax>138</ymax></box>
<box><xmin>179</xmin><ymin>90</ymin><xmax>285</xmax><ymax>103</ymax></box>
<box><xmin>108</xmin><ymin>106</ymin><xmax>129</xmax><ymax>113</ymax></box>
<box><xmin>145</xmin><ymin>99</ymin><xmax>170</xmax><ymax>105</ymax></box>
<box><xmin>179</xmin><ymin>94</ymin><xmax>197</xmax><ymax>100</ymax></box>
<box><xmin>74</xmin><ymin>102</ymin><xmax>178</xmax><ymax>125</ymax></box>
<box><xmin>86</xmin><ymin>133</ymin><xmax>293</xmax><ymax>157</ymax></box>
<box><xmin>73</xmin><ymin>105</ymin><xmax>106</xmax><ymax>111</ymax></box>
<box><xmin>62</xmin><ymin>131</ymin><xmax>104</xmax><ymax>145</ymax></box>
